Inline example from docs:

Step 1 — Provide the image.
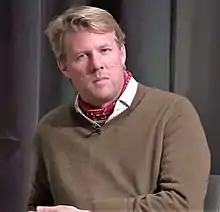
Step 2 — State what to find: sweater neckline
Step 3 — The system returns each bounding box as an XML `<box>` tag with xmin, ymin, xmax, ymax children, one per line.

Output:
<box><xmin>71</xmin><ymin>83</ymin><xmax>147</xmax><ymax>132</ymax></box>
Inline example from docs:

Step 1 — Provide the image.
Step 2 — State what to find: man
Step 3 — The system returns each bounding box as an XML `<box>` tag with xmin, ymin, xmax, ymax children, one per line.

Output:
<box><xmin>28</xmin><ymin>5</ymin><xmax>210</xmax><ymax>212</ymax></box>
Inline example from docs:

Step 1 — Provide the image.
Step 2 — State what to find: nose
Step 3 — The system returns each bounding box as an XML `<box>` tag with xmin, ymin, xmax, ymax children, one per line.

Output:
<box><xmin>89</xmin><ymin>53</ymin><xmax>104</xmax><ymax>72</ymax></box>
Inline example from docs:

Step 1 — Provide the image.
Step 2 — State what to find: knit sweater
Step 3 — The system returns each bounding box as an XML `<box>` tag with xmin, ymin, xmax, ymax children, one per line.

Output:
<box><xmin>28</xmin><ymin>84</ymin><xmax>210</xmax><ymax>212</ymax></box>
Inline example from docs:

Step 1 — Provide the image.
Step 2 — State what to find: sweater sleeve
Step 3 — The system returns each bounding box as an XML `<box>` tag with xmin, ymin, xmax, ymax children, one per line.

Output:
<box><xmin>28</xmin><ymin>130</ymin><xmax>54</xmax><ymax>211</ymax></box>
<box><xmin>91</xmin><ymin>97</ymin><xmax>211</xmax><ymax>212</ymax></box>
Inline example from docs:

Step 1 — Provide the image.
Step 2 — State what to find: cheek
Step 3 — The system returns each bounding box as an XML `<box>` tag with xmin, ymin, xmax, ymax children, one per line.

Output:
<box><xmin>69</xmin><ymin>70</ymin><xmax>93</xmax><ymax>89</ymax></box>
<box><xmin>105</xmin><ymin>54</ymin><xmax>122</xmax><ymax>69</ymax></box>
<box><xmin>67</xmin><ymin>68</ymin><xmax>82</xmax><ymax>84</ymax></box>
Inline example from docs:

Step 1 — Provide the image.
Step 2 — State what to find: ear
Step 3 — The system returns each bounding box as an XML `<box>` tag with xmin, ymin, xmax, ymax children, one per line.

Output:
<box><xmin>120</xmin><ymin>44</ymin><xmax>126</xmax><ymax>66</ymax></box>
<box><xmin>57</xmin><ymin>61</ymin><xmax>70</xmax><ymax>78</ymax></box>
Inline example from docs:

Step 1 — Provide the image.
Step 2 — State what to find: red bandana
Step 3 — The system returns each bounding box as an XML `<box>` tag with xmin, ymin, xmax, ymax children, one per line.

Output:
<box><xmin>78</xmin><ymin>70</ymin><xmax>133</xmax><ymax>121</ymax></box>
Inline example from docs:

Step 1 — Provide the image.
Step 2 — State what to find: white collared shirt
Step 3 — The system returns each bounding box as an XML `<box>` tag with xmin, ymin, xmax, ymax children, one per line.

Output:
<box><xmin>74</xmin><ymin>77</ymin><xmax>138</xmax><ymax>127</ymax></box>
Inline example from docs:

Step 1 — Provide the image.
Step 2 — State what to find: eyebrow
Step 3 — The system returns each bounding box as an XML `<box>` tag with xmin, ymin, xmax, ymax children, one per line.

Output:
<box><xmin>72</xmin><ymin>42</ymin><xmax>112</xmax><ymax>56</ymax></box>
<box><xmin>99</xmin><ymin>43</ymin><xmax>111</xmax><ymax>48</ymax></box>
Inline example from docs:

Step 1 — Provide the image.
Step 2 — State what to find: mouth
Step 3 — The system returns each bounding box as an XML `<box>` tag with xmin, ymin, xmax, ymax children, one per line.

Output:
<box><xmin>93</xmin><ymin>77</ymin><xmax>109</xmax><ymax>83</ymax></box>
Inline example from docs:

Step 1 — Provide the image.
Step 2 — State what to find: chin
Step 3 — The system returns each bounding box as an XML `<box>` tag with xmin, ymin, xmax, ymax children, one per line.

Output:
<box><xmin>96</xmin><ymin>94</ymin><xmax>112</xmax><ymax>101</ymax></box>
<box><xmin>94</xmin><ymin>93</ymin><xmax>114</xmax><ymax>102</ymax></box>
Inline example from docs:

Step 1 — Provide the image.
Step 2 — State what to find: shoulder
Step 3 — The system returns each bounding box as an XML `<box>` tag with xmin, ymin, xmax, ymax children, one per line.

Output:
<box><xmin>37</xmin><ymin>104</ymin><xmax>74</xmax><ymax>129</ymax></box>
<box><xmin>32</xmin><ymin>104</ymin><xmax>74</xmax><ymax>145</ymax></box>
<box><xmin>140</xmin><ymin>84</ymin><xmax>188</xmax><ymax>104</ymax></box>
<box><xmin>138</xmin><ymin>84</ymin><xmax>198</xmax><ymax>119</ymax></box>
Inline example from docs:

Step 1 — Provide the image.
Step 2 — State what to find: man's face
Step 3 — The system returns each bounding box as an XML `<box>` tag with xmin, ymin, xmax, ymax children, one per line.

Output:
<box><xmin>59</xmin><ymin>30</ymin><xmax>126</xmax><ymax>107</ymax></box>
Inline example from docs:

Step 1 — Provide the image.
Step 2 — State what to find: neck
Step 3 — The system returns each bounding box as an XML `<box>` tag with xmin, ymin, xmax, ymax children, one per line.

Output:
<box><xmin>79</xmin><ymin>94</ymin><xmax>120</xmax><ymax>109</ymax></box>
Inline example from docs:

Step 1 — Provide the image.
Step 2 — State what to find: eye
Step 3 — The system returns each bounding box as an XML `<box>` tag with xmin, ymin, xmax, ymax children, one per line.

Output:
<box><xmin>101</xmin><ymin>48</ymin><xmax>111</xmax><ymax>53</ymax></box>
<box><xmin>76</xmin><ymin>53</ymin><xmax>88</xmax><ymax>61</ymax></box>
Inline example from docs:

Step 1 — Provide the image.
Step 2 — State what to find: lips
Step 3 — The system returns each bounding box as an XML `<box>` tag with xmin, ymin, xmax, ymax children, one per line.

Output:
<box><xmin>93</xmin><ymin>77</ymin><xmax>109</xmax><ymax>83</ymax></box>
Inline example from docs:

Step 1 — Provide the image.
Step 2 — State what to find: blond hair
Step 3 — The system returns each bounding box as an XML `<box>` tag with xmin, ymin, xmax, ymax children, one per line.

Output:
<box><xmin>45</xmin><ymin>5</ymin><xmax>125</xmax><ymax>61</ymax></box>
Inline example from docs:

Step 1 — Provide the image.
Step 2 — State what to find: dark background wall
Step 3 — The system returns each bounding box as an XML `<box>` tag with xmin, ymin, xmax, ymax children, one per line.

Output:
<box><xmin>0</xmin><ymin>0</ymin><xmax>219</xmax><ymax>211</ymax></box>
<box><xmin>174</xmin><ymin>0</ymin><xmax>220</xmax><ymax>174</ymax></box>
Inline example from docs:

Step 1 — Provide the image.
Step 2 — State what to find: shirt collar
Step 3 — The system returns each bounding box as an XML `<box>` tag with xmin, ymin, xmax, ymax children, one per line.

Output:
<box><xmin>117</xmin><ymin>77</ymin><xmax>138</xmax><ymax>108</ymax></box>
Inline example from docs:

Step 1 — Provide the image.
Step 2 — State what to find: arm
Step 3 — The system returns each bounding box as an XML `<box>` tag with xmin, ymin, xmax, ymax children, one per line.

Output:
<box><xmin>91</xmin><ymin>97</ymin><xmax>210</xmax><ymax>212</ymax></box>
<box><xmin>28</xmin><ymin>130</ymin><xmax>54</xmax><ymax>211</ymax></box>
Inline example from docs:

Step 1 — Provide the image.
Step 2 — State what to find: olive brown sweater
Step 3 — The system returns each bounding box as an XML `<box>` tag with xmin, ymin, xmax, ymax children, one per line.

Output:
<box><xmin>28</xmin><ymin>84</ymin><xmax>210</xmax><ymax>211</ymax></box>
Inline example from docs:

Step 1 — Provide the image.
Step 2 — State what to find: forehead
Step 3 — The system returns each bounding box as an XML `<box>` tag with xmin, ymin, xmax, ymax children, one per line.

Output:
<box><xmin>63</xmin><ymin>30</ymin><xmax>117</xmax><ymax>52</ymax></box>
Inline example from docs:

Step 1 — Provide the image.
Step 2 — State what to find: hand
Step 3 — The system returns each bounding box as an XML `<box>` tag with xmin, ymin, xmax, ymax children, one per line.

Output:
<box><xmin>36</xmin><ymin>205</ymin><xmax>90</xmax><ymax>212</ymax></box>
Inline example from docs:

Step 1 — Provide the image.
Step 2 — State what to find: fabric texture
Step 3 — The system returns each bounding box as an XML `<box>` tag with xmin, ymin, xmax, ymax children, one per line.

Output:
<box><xmin>28</xmin><ymin>84</ymin><xmax>210</xmax><ymax>212</ymax></box>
